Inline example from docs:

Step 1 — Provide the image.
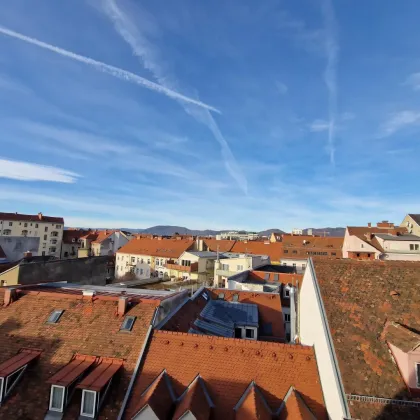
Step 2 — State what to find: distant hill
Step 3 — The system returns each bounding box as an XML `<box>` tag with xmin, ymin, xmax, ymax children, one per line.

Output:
<box><xmin>258</xmin><ymin>228</ymin><xmax>286</xmax><ymax>237</ymax></box>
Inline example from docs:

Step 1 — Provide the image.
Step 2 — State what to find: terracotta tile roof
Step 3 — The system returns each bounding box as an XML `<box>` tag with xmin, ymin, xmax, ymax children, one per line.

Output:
<box><xmin>91</xmin><ymin>230</ymin><xmax>116</xmax><ymax>244</ymax></box>
<box><xmin>46</xmin><ymin>354</ymin><xmax>96</xmax><ymax>386</ymax></box>
<box><xmin>0</xmin><ymin>289</ymin><xmax>157</xmax><ymax>419</ymax></box>
<box><xmin>62</xmin><ymin>229</ymin><xmax>91</xmax><ymax>244</ymax></box>
<box><xmin>125</xmin><ymin>331</ymin><xmax>327</xmax><ymax>419</ymax></box>
<box><xmin>0</xmin><ymin>212</ymin><xmax>64</xmax><ymax>224</ymax></box>
<box><xmin>313</xmin><ymin>259</ymin><xmax>420</xmax><ymax>419</ymax></box>
<box><xmin>382</xmin><ymin>321</ymin><xmax>420</xmax><ymax>353</ymax></box>
<box><xmin>234</xmin><ymin>381</ymin><xmax>272</xmax><ymax>420</ymax></box>
<box><xmin>347</xmin><ymin>226</ymin><xmax>407</xmax><ymax>240</ymax></box>
<box><xmin>131</xmin><ymin>370</ymin><xmax>176</xmax><ymax>419</ymax></box>
<box><xmin>173</xmin><ymin>375</ymin><xmax>214</xmax><ymax>420</ymax></box>
<box><xmin>118</xmin><ymin>238</ymin><xmax>194</xmax><ymax>259</ymax></box>
<box><xmin>203</xmin><ymin>239</ymin><xmax>236</xmax><ymax>252</ymax></box>
<box><xmin>278</xmin><ymin>387</ymin><xmax>317</xmax><ymax>420</ymax></box>
<box><xmin>231</xmin><ymin>241</ymin><xmax>284</xmax><ymax>261</ymax></box>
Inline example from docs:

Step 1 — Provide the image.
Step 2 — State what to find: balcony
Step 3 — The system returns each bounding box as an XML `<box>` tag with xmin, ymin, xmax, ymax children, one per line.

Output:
<box><xmin>165</xmin><ymin>262</ymin><xmax>198</xmax><ymax>272</ymax></box>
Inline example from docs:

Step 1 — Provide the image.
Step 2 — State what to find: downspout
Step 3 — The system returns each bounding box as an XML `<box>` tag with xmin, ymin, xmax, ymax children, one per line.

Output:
<box><xmin>289</xmin><ymin>286</ymin><xmax>296</xmax><ymax>344</ymax></box>
<box><xmin>117</xmin><ymin>306</ymin><xmax>159</xmax><ymax>420</ymax></box>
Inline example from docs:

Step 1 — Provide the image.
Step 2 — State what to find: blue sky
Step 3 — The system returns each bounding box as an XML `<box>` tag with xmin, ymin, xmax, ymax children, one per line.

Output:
<box><xmin>1</xmin><ymin>0</ymin><xmax>420</xmax><ymax>231</ymax></box>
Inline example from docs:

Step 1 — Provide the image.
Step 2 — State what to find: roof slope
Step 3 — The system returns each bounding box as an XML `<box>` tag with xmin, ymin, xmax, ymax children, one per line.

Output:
<box><xmin>278</xmin><ymin>387</ymin><xmax>317</xmax><ymax>420</ymax></box>
<box><xmin>234</xmin><ymin>382</ymin><xmax>272</xmax><ymax>420</ymax></box>
<box><xmin>0</xmin><ymin>212</ymin><xmax>63</xmax><ymax>224</ymax></box>
<box><xmin>118</xmin><ymin>238</ymin><xmax>194</xmax><ymax>258</ymax></box>
<box><xmin>408</xmin><ymin>214</ymin><xmax>420</xmax><ymax>225</ymax></box>
<box><xmin>382</xmin><ymin>322</ymin><xmax>420</xmax><ymax>352</ymax></box>
<box><xmin>126</xmin><ymin>331</ymin><xmax>327</xmax><ymax>419</ymax></box>
<box><xmin>314</xmin><ymin>259</ymin><xmax>420</xmax><ymax>419</ymax></box>
<box><xmin>62</xmin><ymin>229</ymin><xmax>91</xmax><ymax>244</ymax></box>
<box><xmin>203</xmin><ymin>239</ymin><xmax>236</xmax><ymax>252</ymax></box>
<box><xmin>0</xmin><ymin>291</ymin><xmax>156</xmax><ymax>419</ymax></box>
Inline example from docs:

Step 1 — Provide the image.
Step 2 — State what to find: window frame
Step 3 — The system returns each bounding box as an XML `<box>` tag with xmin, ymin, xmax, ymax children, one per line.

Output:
<box><xmin>245</xmin><ymin>328</ymin><xmax>255</xmax><ymax>339</ymax></box>
<box><xmin>120</xmin><ymin>316</ymin><xmax>136</xmax><ymax>332</ymax></box>
<box><xmin>0</xmin><ymin>377</ymin><xmax>3</xmax><ymax>403</ymax></box>
<box><xmin>49</xmin><ymin>385</ymin><xmax>65</xmax><ymax>412</ymax></box>
<box><xmin>283</xmin><ymin>287</ymin><xmax>290</xmax><ymax>298</ymax></box>
<box><xmin>4</xmin><ymin>365</ymin><xmax>26</xmax><ymax>400</ymax></box>
<box><xmin>47</xmin><ymin>310</ymin><xmax>64</xmax><ymax>324</ymax></box>
<box><xmin>81</xmin><ymin>389</ymin><xmax>97</xmax><ymax>418</ymax></box>
<box><xmin>284</xmin><ymin>313</ymin><xmax>291</xmax><ymax>322</ymax></box>
<box><xmin>416</xmin><ymin>363</ymin><xmax>420</xmax><ymax>387</ymax></box>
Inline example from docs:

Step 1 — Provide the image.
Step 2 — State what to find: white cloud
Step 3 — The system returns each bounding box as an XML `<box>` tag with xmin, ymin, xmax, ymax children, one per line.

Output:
<box><xmin>0</xmin><ymin>158</ymin><xmax>79</xmax><ymax>183</ymax></box>
<box><xmin>0</xmin><ymin>25</ymin><xmax>220</xmax><ymax>113</ymax></box>
<box><xmin>309</xmin><ymin>119</ymin><xmax>330</xmax><ymax>132</ymax></box>
<box><xmin>276</xmin><ymin>81</ymin><xmax>288</xmax><ymax>95</ymax></box>
<box><xmin>405</xmin><ymin>72</ymin><xmax>420</xmax><ymax>91</ymax></box>
<box><xmin>380</xmin><ymin>110</ymin><xmax>420</xmax><ymax>137</ymax></box>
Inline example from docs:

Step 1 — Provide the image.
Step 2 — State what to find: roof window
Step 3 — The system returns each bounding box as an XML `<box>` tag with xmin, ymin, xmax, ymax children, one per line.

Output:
<box><xmin>218</xmin><ymin>293</ymin><xmax>225</xmax><ymax>300</ymax></box>
<box><xmin>232</xmin><ymin>293</ymin><xmax>239</xmax><ymax>302</ymax></box>
<box><xmin>47</xmin><ymin>310</ymin><xmax>64</xmax><ymax>324</ymax></box>
<box><xmin>120</xmin><ymin>316</ymin><xmax>136</xmax><ymax>332</ymax></box>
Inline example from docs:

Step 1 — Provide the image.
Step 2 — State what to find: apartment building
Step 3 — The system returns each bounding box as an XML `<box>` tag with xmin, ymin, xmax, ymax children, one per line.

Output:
<box><xmin>0</xmin><ymin>212</ymin><xmax>64</xmax><ymax>258</ymax></box>
<box><xmin>216</xmin><ymin>230</ymin><xmax>259</xmax><ymax>241</ymax></box>
<box><xmin>115</xmin><ymin>237</ymin><xmax>194</xmax><ymax>280</ymax></box>
<box><xmin>91</xmin><ymin>230</ymin><xmax>131</xmax><ymax>256</ymax></box>
<box><xmin>60</xmin><ymin>229</ymin><xmax>90</xmax><ymax>259</ymax></box>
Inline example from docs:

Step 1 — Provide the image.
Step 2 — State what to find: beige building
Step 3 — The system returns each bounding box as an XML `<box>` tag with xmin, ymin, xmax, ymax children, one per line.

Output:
<box><xmin>401</xmin><ymin>214</ymin><xmax>420</xmax><ymax>236</ymax></box>
<box><xmin>0</xmin><ymin>212</ymin><xmax>63</xmax><ymax>259</ymax></box>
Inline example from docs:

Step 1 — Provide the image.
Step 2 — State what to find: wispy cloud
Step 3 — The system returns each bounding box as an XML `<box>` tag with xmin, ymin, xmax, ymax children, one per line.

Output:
<box><xmin>276</xmin><ymin>81</ymin><xmax>288</xmax><ymax>95</ymax></box>
<box><xmin>320</xmin><ymin>0</ymin><xmax>339</xmax><ymax>164</ymax></box>
<box><xmin>0</xmin><ymin>25</ymin><xmax>220</xmax><ymax>113</ymax></box>
<box><xmin>99</xmin><ymin>0</ymin><xmax>247</xmax><ymax>193</ymax></box>
<box><xmin>309</xmin><ymin>119</ymin><xmax>330</xmax><ymax>132</ymax></box>
<box><xmin>404</xmin><ymin>72</ymin><xmax>420</xmax><ymax>91</ymax></box>
<box><xmin>0</xmin><ymin>158</ymin><xmax>79</xmax><ymax>183</ymax></box>
<box><xmin>379</xmin><ymin>110</ymin><xmax>420</xmax><ymax>137</ymax></box>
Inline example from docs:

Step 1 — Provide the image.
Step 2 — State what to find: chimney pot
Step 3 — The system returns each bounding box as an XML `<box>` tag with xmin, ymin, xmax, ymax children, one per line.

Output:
<box><xmin>4</xmin><ymin>288</ymin><xmax>17</xmax><ymax>306</ymax></box>
<box><xmin>118</xmin><ymin>296</ymin><xmax>128</xmax><ymax>316</ymax></box>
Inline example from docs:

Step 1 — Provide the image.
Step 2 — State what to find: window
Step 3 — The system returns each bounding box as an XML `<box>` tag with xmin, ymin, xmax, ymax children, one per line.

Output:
<box><xmin>356</xmin><ymin>253</ymin><xmax>360</xmax><ymax>257</ymax></box>
<box><xmin>131</xmin><ymin>257</ymin><xmax>135</xmax><ymax>263</ymax></box>
<box><xmin>245</xmin><ymin>329</ymin><xmax>255</xmax><ymax>339</ymax></box>
<box><xmin>3</xmin><ymin>229</ymin><xmax>11</xmax><ymax>235</ymax></box>
<box><xmin>232</xmin><ymin>293</ymin><xmax>239</xmax><ymax>302</ymax></box>
<box><xmin>8</xmin><ymin>222</ymin><xmax>12</xmax><ymax>226</ymax></box>
<box><xmin>264</xmin><ymin>273</ymin><xmax>269</xmax><ymax>280</ymax></box>
<box><xmin>218</xmin><ymin>293</ymin><xmax>225</xmax><ymax>300</ymax></box>
<box><xmin>237</xmin><ymin>265</ymin><xmax>244</xmax><ymax>271</ymax></box>
<box><xmin>283</xmin><ymin>287</ymin><xmax>290</xmax><ymax>298</ymax></box>
<box><xmin>45</xmin><ymin>227</ymin><xmax>48</xmax><ymax>232</ymax></box>
<box><xmin>282</xmin><ymin>262</ymin><xmax>287</xmax><ymax>266</ymax></box>
<box><xmin>43</xmin><ymin>243</ymin><xmax>46</xmax><ymax>248</ymax></box>
<box><xmin>367</xmin><ymin>254</ymin><xmax>371</xmax><ymax>258</ymax></box>
<box><xmin>361</xmin><ymin>243</ymin><xmax>364</xmax><ymax>248</ymax></box>
<box><xmin>1</xmin><ymin>365</ymin><xmax>26</xmax><ymax>403</ymax></box>
<box><xmin>235</xmin><ymin>328</ymin><xmax>242</xmax><ymax>338</ymax></box>
<box><xmin>331</xmin><ymin>252</ymin><xmax>336</xmax><ymax>256</ymax></box>
<box><xmin>147</xmin><ymin>259</ymin><xmax>150</xmax><ymax>264</ymax></box>
<box><xmin>410</xmin><ymin>244</ymin><xmax>414</xmax><ymax>251</ymax></box>
<box><xmin>302</xmin><ymin>264</ymin><xmax>306</xmax><ymax>270</ymax></box>
<box><xmin>51</xmin><ymin>231</ymin><xmax>58</xmax><ymax>237</ymax></box>
<box><xmin>274</xmin><ymin>274</ymin><xmax>279</xmax><ymax>281</ymax></box>
<box><xmin>120</xmin><ymin>316</ymin><xmax>136</xmax><ymax>332</ymax></box>
<box><xmin>49</xmin><ymin>385</ymin><xmax>65</xmax><ymax>412</ymax></box>
<box><xmin>140</xmin><ymin>268</ymin><xmax>143</xmax><ymax>275</ymax></box>
<box><xmin>81</xmin><ymin>390</ymin><xmax>96</xmax><ymax>417</ymax></box>
<box><xmin>24</xmin><ymin>222</ymin><xmax>27</xmax><ymax>227</ymax></box>
<box><xmin>292</xmin><ymin>250</ymin><xmax>297</xmax><ymax>254</ymax></box>
<box><xmin>293</xmin><ymin>263</ymin><xmax>296</xmax><ymax>267</ymax></box>
<box><xmin>417</xmin><ymin>363</ymin><xmax>420</xmax><ymax>387</ymax></box>
<box><xmin>284</xmin><ymin>250</ymin><xmax>288</xmax><ymax>254</ymax></box>
<box><xmin>35</xmin><ymin>223</ymin><xmax>38</xmax><ymax>228</ymax></box>
<box><xmin>284</xmin><ymin>314</ymin><xmax>291</xmax><ymax>322</ymax></box>
<box><xmin>47</xmin><ymin>310</ymin><xmax>64</xmax><ymax>324</ymax></box>
<box><xmin>56</xmin><ymin>224</ymin><xmax>61</xmax><ymax>229</ymax></box>
<box><xmin>44</xmin><ymin>234</ymin><xmax>47</xmax><ymax>240</ymax></box>
<box><xmin>140</xmin><ymin>258</ymin><xmax>144</xmax><ymax>264</ymax></box>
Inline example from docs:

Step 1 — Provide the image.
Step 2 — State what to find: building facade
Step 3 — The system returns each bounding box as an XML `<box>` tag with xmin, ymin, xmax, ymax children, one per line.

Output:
<box><xmin>401</xmin><ymin>214</ymin><xmax>420</xmax><ymax>236</ymax></box>
<box><xmin>0</xmin><ymin>212</ymin><xmax>63</xmax><ymax>259</ymax></box>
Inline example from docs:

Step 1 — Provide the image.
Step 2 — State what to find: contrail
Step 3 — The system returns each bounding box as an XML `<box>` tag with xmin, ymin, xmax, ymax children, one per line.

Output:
<box><xmin>101</xmin><ymin>0</ymin><xmax>248</xmax><ymax>193</ymax></box>
<box><xmin>0</xmin><ymin>25</ymin><xmax>220</xmax><ymax>114</ymax></box>
<box><xmin>321</xmin><ymin>0</ymin><xmax>339</xmax><ymax>165</ymax></box>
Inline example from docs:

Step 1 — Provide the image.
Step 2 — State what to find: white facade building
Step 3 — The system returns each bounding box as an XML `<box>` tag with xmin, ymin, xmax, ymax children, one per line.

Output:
<box><xmin>216</xmin><ymin>231</ymin><xmax>259</xmax><ymax>241</ymax></box>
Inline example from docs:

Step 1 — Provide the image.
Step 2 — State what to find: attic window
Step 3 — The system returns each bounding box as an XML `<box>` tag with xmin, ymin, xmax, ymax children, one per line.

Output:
<box><xmin>81</xmin><ymin>390</ymin><xmax>96</xmax><ymax>417</ymax></box>
<box><xmin>47</xmin><ymin>310</ymin><xmax>64</xmax><ymax>324</ymax></box>
<box><xmin>50</xmin><ymin>385</ymin><xmax>65</xmax><ymax>412</ymax></box>
<box><xmin>120</xmin><ymin>316</ymin><xmax>136</xmax><ymax>332</ymax></box>
<box><xmin>218</xmin><ymin>293</ymin><xmax>225</xmax><ymax>300</ymax></box>
<box><xmin>232</xmin><ymin>294</ymin><xmax>239</xmax><ymax>302</ymax></box>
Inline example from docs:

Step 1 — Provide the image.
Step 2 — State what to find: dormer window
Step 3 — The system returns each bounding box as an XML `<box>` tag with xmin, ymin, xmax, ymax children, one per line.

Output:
<box><xmin>81</xmin><ymin>390</ymin><xmax>96</xmax><ymax>417</ymax></box>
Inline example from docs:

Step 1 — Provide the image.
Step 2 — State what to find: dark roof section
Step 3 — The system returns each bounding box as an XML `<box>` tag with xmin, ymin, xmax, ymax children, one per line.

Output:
<box><xmin>47</xmin><ymin>354</ymin><xmax>96</xmax><ymax>386</ymax></box>
<box><xmin>0</xmin><ymin>348</ymin><xmax>42</xmax><ymax>376</ymax></box>
<box><xmin>254</xmin><ymin>264</ymin><xmax>296</xmax><ymax>273</ymax></box>
<box><xmin>0</xmin><ymin>212</ymin><xmax>64</xmax><ymax>224</ymax></box>
<box><xmin>408</xmin><ymin>214</ymin><xmax>420</xmax><ymax>225</ymax></box>
<box><xmin>313</xmin><ymin>259</ymin><xmax>420</xmax><ymax>419</ymax></box>
<box><xmin>382</xmin><ymin>322</ymin><xmax>420</xmax><ymax>353</ymax></box>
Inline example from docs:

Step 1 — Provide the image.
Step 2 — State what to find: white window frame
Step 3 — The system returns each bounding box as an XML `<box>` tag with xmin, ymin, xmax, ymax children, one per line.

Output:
<box><xmin>81</xmin><ymin>389</ymin><xmax>97</xmax><ymax>418</ymax></box>
<box><xmin>49</xmin><ymin>385</ymin><xmax>65</xmax><ymax>412</ymax></box>
<box><xmin>283</xmin><ymin>287</ymin><xmax>290</xmax><ymax>298</ymax></box>
<box><xmin>3</xmin><ymin>365</ymin><xmax>27</xmax><ymax>401</ymax></box>
<box><xmin>416</xmin><ymin>363</ymin><xmax>420</xmax><ymax>387</ymax></box>
<box><xmin>0</xmin><ymin>377</ymin><xmax>4</xmax><ymax>403</ymax></box>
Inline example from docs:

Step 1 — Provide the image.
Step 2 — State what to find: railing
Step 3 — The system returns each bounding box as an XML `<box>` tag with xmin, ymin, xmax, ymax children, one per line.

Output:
<box><xmin>165</xmin><ymin>262</ymin><xmax>198</xmax><ymax>272</ymax></box>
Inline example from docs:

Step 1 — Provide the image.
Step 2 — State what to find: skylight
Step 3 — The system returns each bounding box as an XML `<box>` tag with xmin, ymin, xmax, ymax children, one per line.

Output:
<box><xmin>120</xmin><ymin>316</ymin><xmax>136</xmax><ymax>332</ymax></box>
<box><xmin>47</xmin><ymin>310</ymin><xmax>64</xmax><ymax>324</ymax></box>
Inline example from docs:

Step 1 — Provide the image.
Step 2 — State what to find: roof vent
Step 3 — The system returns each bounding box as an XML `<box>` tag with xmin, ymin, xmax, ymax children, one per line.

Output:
<box><xmin>82</xmin><ymin>290</ymin><xmax>95</xmax><ymax>298</ymax></box>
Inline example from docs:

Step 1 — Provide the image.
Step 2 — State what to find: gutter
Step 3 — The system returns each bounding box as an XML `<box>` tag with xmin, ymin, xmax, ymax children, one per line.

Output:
<box><xmin>307</xmin><ymin>258</ymin><xmax>351</xmax><ymax>419</ymax></box>
<box><xmin>117</xmin><ymin>307</ymin><xmax>158</xmax><ymax>420</ymax></box>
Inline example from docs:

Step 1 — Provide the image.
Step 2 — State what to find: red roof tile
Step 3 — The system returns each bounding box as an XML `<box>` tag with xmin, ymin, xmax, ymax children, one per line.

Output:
<box><xmin>125</xmin><ymin>331</ymin><xmax>327</xmax><ymax>419</ymax></box>
<box><xmin>91</xmin><ymin>230</ymin><xmax>116</xmax><ymax>244</ymax></box>
<box><xmin>0</xmin><ymin>348</ymin><xmax>42</xmax><ymax>376</ymax></box>
<box><xmin>47</xmin><ymin>354</ymin><xmax>96</xmax><ymax>386</ymax></box>
<box><xmin>77</xmin><ymin>358</ymin><xmax>123</xmax><ymax>391</ymax></box>
<box><xmin>203</xmin><ymin>239</ymin><xmax>236</xmax><ymax>252</ymax></box>
<box><xmin>173</xmin><ymin>375</ymin><xmax>213</xmax><ymax>420</ymax></box>
<box><xmin>234</xmin><ymin>381</ymin><xmax>272</xmax><ymax>420</ymax></box>
<box><xmin>314</xmin><ymin>259</ymin><xmax>420</xmax><ymax>419</ymax></box>
<box><xmin>118</xmin><ymin>238</ymin><xmax>194</xmax><ymax>259</ymax></box>
<box><xmin>0</xmin><ymin>212</ymin><xmax>63</xmax><ymax>224</ymax></box>
<box><xmin>131</xmin><ymin>370</ymin><xmax>175</xmax><ymax>420</ymax></box>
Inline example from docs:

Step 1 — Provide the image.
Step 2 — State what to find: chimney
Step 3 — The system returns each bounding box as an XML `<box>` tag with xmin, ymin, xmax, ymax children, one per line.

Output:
<box><xmin>118</xmin><ymin>296</ymin><xmax>128</xmax><ymax>316</ymax></box>
<box><xmin>38</xmin><ymin>212</ymin><xmax>43</xmax><ymax>220</ymax></box>
<box><xmin>23</xmin><ymin>251</ymin><xmax>32</xmax><ymax>260</ymax></box>
<box><xmin>4</xmin><ymin>288</ymin><xmax>17</xmax><ymax>306</ymax></box>
<box><xmin>367</xmin><ymin>222</ymin><xmax>371</xmax><ymax>228</ymax></box>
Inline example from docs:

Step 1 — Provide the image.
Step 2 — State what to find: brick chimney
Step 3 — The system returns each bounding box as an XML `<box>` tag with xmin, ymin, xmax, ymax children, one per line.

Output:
<box><xmin>377</xmin><ymin>221</ymin><xmax>394</xmax><ymax>228</ymax></box>
<box><xmin>4</xmin><ymin>288</ymin><xmax>17</xmax><ymax>306</ymax></box>
<box><xmin>38</xmin><ymin>212</ymin><xmax>43</xmax><ymax>220</ymax></box>
<box><xmin>118</xmin><ymin>296</ymin><xmax>128</xmax><ymax>316</ymax></box>
<box><xmin>367</xmin><ymin>222</ymin><xmax>371</xmax><ymax>228</ymax></box>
